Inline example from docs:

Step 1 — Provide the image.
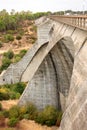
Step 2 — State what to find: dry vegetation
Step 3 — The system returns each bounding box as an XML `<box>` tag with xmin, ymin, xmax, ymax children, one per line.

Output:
<box><xmin>0</xmin><ymin>100</ymin><xmax>59</xmax><ymax>130</ymax></box>
<box><xmin>0</xmin><ymin>20</ymin><xmax>37</xmax><ymax>65</ymax></box>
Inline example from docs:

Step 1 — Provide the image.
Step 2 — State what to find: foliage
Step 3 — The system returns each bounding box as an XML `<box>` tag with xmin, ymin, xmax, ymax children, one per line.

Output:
<box><xmin>4</xmin><ymin>34</ymin><xmax>14</xmax><ymax>42</ymax></box>
<box><xmin>0</xmin><ymin>57</ymin><xmax>12</xmax><ymax>71</ymax></box>
<box><xmin>35</xmin><ymin>106</ymin><xmax>59</xmax><ymax>126</ymax></box>
<box><xmin>9</xmin><ymin>105</ymin><xmax>20</xmax><ymax>119</ymax></box>
<box><xmin>16</xmin><ymin>34</ymin><xmax>22</xmax><ymax>40</ymax></box>
<box><xmin>0</xmin><ymin>88</ymin><xmax>10</xmax><ymax>100</ymax></box>
<box><xmin>0</xmin><ymin>82</ymin><xmax>26</xmax><ymax>100</ymax></box>
<box><xmin>7</xmin><ymin>117</ymin><xmax>19</xmax><ymax>127</ymax></box>
<box><xmin>0</xmin><ymin>9</ymin><xmax>50</xmax><ymax>32</ymax></box>
<box><xmin>13</xmin><ymin>54</ymin><xmax>21</xmax><ymax>62</ymax></box>
<box><xmin>18</xmin><ymin>103</ymin><xmax>37</xmax><ymax>120</ymax></box>
<box><xmin>25</xmin><ymin>103</ymin><xmax>37</xmax><ymax>120</ymax></box>
<box><xmin>19</xmin><ymin>49</ymin><xmax>27</xmax><ymax>58</ymax></box>
<box><xmin>3</xmin><ymin>50</ymin><xmax>14</xmax><ymax>59</ymax></box>
<box><xmin>0</xmin><ymin>49</ymin><xmax>27</xmax><ymax>73</ymax></box>
<box><xmin>13</xmin><ymin>82</ymin><xmax>26</xmax><ymax>94</ymax></box>
<box><xmin>10</xmin><ymin>92</ymin><xmax>20</xmax><ymax>99</ymax></box>
<box><xmin>2</xmin><ymin>110</ymin><xmax>9</xmax><ymax>118</ymax></box>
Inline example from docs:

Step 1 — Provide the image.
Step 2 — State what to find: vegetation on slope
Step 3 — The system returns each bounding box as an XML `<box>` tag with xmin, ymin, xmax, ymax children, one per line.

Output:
<box><xmin>0</xmin><ymin>102</ymin><xmax>62</xmax><ymax>127</ymax></box>
<box><xmin>0</xmin><ymin>9</ymin><xmax>50</xmax><ymax>32</ymax></box>
<box><xmin>0</xmin><ymin>82</ymin><xmax>26</xmax><ymax>100</ymax></box>
<box><xmin>0</xmin><ymin>49</ymin><xmax>27</xmax><ymax>73</ymax></box>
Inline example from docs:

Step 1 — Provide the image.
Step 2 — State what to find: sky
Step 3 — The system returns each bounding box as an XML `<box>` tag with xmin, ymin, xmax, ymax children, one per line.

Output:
<box><xmin>0</xmin><ymin>0</ymin><xmax>87</xmax><ymax>13</ymax></box>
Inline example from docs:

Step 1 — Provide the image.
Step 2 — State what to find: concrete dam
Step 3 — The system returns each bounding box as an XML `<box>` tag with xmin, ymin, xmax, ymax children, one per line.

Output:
<box><xmin>0</xmin><ymin>15</ymin><xmax>87</xmax><ymax>130</ymax></box>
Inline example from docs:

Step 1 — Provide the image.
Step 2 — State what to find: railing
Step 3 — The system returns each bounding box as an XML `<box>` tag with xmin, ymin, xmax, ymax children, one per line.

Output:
<box><xmin>49</xmin><ymin>15</ymin><xmax>87</xmax><ymax>31</ymax></box>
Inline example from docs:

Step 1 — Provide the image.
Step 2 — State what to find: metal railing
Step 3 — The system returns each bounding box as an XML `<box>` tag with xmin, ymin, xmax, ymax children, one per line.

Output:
<box><xmin>49</xmin><ymin>15</ymin><xmax>87</xmax><ymax>31</ymax></box>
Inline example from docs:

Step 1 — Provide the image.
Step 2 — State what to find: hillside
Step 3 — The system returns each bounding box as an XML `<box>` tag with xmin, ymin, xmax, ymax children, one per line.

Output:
<box><xmin>0</xmin><ymin>19</ymin><xmax>37</xmax><ymax>69</ymax></box>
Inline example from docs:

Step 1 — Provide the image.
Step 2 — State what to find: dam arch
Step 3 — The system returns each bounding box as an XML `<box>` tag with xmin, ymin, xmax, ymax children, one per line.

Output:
<box><xmin>18</xmin><ymin>36</ymin><xmax>75</xmax><ymax>111</ymax></box>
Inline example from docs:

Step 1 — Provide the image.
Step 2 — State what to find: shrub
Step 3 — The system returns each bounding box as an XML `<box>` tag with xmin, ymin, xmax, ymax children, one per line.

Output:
<box><xmin>9</xmin><ymin>105</ymin><xmax>20</xmax><ymax>119</ymax></box>
<box><xmin>3</xmin><ymin>50</ymin><xmax>14</xmax><ymax>59</ymax></box>
<box><xmin>0</xmin><ymin>88</ymin><xmax>10</xmax><ymax>100</ymax></box>
<box><xmin>25</xmin><ymin>103</ymin><xmax>37</xmax><ymax>120</ymax></box>
<box><xmin>13</xmin><ymin>82</ymin><xmax>25</xmax><ymax>94</ymax></box>
<box><xmin>1</xmin><ymin>57</ymin><xmax>11</xmax><ymax>70</ymax></box>
<box><xmin>35</xmin><ymin>106</ymin><xmax>58</xmax><ymax>126</ymax></box>
<box><xmin>19</xmin><ymin>49</ymin><xmax>27</xmax><ymax>58</ymax></box>
<box><xmin>2</xmin><ymin>110</ymin><xmax>9</xmax><ymax>118</ymax></box>
<box><xmin>23</xmin><ymin>114</ymin><xmax>29</xmax><ymax>119</ymax></box>
<box><xmin>7</xmin><ymin>117</ymin><xmax>19</xmax><ymax>127</ymax></box>
<box><xmin>19</xmin><ymin>105</ymin><xmax>28</xmax><ymax>119</ymax></box>
<box><xmin>7</xmin><ymin>30</ymin><xmax>14</xmax><ymax>34</ymax></box>
<box><xmin>19</xmin><ymin>103</ymin><xmax>37</xmax><ymax>120</ymax></box>
<box><xmin>4</xmin><ymin>34</ymin><xmax>14</xmax><ymax>42</ymax></box>
<box><xmin>16</xmin><ymin>35</ymin><xmax>22</xmax><ymax>40</ymax></box>
<box><xmin>9</xmin><ymin>92</ymin><xmax>20</xmax><ymax>99</ymax></box>
<box><xmin>13</xmin><ymin>54</ymin><xmax>21</xmax><ymax>62</ymax></box>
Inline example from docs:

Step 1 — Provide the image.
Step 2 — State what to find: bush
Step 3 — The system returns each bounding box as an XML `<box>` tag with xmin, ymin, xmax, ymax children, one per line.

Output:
<box><xmin>13</xmin><ymin>82</ymin><xmax>25</xmax><ymax>94</ymax></box>
<box><xmin>3</xmin><ymin>50</ymin><xmax>14</xmax><ymax>59</ymax></box>
<box><xmin>19</xmin><ymin>103</ymin><xmax>37</xmax><ymax>120</ymax></box>
<box><xmin>35</xmin><ymin>106</ymin><xmax>58</xmax><ymax>126</ymax></box>
<box><xmin>0</xmin><ymin>82</ymin><xmax>25</xmax><ymax>100</ymax></box>
<box><xmin>19</xmin><ymin>49</ymin><xmax>27</xmax><ymax>58</ymax></box>
<box><xmin>13</xmin><ymin>54</ymin><xmax>21</xmax><ymax>62</ymax></box>
<box><xmin>9</xmin><ymin>105</ymin><xmax>20</xmax><ymax>119</ymax></box>
<box><xmin>7</xmin><ymin>30</ymin><xmax>15</xmax><ymax>34</ymax></box>
<box><xmin>19</xmin><ymin>105</ymin><xmax>28</xmax><ymax>119</ymax></box>
<box><xmin>23</xmin><ymin>114</ymin><xmax>29</xmax><ymax>119</ymax></box>
<box><xmin>1</xmin><ymin>57</ymin><xmax>11</xmax><ymax>70</ymax></box>
<box><xmin>25</xmin><ymin>103</ymin><xmax>37</xmax><ymax>120</ymax></box>
<box><xmin>9</xmin><ymin>92</ymin><xmax>20</xmax><ymax>99</ymax></box>
<box><xmin>4</xmin><ymin>34</ymin><xmax>14</xmax><ymax>42</ymax></box>
<box><xmin>7</xmin><ymin>117</ymin><xmax>19</xmax><ymax>127</ymax></box>
<box><xmin>0</xmin><ymin>88</ymin><xmax>10</xmax><ymax>100</ymax></box>
<box><xmin>16</xmin><ymin>35</ymin><xmax>22</xmax><ymax>40</ymax></box>
<box><xmin>2</xmin><ymin>110</ymin><xmax>9</xmax><ymax>118</ymax></box>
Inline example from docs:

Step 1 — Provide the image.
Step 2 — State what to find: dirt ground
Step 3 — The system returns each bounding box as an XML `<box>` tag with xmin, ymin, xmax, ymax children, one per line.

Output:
<box><xmin>0</xmin><ymin>100</ymin><xmax>18</xmax><ymax>110</ymax></box>
<box><xmin>0</xmin><ymin>100</ymin><xmax>59</xmax><ymax>130</ymax></box>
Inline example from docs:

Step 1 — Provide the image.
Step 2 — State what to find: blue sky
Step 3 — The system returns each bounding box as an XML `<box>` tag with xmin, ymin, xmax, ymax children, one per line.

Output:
<box><xmin>0</xmin><ymin>0</ymin><xmax>87</xmax><ymax>13</ymax></box>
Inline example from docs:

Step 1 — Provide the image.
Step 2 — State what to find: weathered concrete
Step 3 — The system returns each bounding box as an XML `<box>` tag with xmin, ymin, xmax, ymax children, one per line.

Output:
<box><xmin>60</xmin><ymin>40</ymin><xmax>87</xmax><ymax>130</ymax></box>
<box><xmin>19</xmin><ymin>39</ymin><xmax>74</xmax><ymax>110</ymax></box>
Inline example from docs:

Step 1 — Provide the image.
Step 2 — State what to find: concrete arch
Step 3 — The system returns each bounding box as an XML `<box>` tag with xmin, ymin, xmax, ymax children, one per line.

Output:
<box><xmin>18</xmin><ymin>36</ymin><xmax>75</xmax><ymax>111</ymax></box>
